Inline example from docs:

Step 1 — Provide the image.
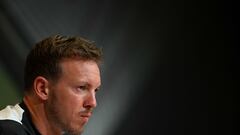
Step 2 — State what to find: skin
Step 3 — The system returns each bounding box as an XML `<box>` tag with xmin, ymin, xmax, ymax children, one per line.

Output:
<box><xmin>23</xmin><ymin>59</ymin><xmax>101</xmax><ymax>135</ymax></box>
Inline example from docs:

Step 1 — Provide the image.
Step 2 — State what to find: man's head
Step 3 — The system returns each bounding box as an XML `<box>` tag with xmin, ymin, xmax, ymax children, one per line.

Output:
<box><xmin>24</xmin><ymin>35</ymin><xmax>102</xmax><ymax>91</ymax></box>
<box><xmin>24</xmin><ymin>35</ymin><xmax>102</xmax><ymax>134</ymax></box>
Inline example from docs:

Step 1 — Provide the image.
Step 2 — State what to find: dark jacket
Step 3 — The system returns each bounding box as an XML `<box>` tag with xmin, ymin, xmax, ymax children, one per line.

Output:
<box><xmin>0</xmin><ymin>102</ymin><xmax>41</xmax><ymax>135</ymax></box>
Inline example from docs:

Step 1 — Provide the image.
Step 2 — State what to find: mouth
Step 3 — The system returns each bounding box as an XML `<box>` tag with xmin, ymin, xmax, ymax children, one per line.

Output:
<box><xmin>81</xmin><ymin>112</ymin><xmax>92</xmax><ymax>117</ymax></box>
<box><xmin>80</xmin><ymin>113</ymin><xmax>92</xmax><ymax>122</ymax></box>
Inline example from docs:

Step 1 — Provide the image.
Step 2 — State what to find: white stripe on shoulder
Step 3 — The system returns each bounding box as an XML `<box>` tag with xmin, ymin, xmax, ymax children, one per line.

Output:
<box><xmin>0</xmin><ymin>104</ymin><xmax>24</xmax><ymax>124</ymax></box>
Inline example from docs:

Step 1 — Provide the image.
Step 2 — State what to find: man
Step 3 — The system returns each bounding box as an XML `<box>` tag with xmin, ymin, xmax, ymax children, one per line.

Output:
<box><xmin>0</xmin><ymin>35</ymin><xmax>102</xmax><ymax>135</ymax></box>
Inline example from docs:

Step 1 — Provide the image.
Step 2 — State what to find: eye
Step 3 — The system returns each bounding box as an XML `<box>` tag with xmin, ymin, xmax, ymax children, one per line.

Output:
<box><xmin>95</xmin><ymin>87</ymin><xmax>100</xmax><ymax>93</ymax></box>
<box><xmin>78</xmin><ymin>85</ymin><xmax>87</xmax><ymax>91</ymax></box>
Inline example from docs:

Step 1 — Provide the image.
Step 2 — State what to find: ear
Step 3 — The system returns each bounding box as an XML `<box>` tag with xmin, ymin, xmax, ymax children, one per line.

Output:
<box><xmin>33</xmin><ymin>76</ymin><xmax>49</xmax><ymax>100</ymax></box>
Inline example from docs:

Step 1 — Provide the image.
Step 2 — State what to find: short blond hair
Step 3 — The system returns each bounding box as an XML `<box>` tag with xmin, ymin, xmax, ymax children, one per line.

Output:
<box><xmin>24</xmin><ymin>35</ymin><xmax>102</xmax><ymax>91</ymax></box>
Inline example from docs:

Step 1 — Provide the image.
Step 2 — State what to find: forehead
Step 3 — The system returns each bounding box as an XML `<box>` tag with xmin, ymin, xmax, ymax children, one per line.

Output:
<box><xmin>59</xmin><ymin>58</ymin><xmax>101</xmax><ymax>84</ymax></box>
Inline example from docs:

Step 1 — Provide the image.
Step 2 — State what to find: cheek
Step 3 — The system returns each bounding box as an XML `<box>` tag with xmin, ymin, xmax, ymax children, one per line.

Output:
<box><xmin>52</xmin><ymin>87</ymin><xmax>85</xmax><ymax>114</ymax></box>
<box><xmin>61</xmin><ymin>92</ymin><xmax>85</xmax><ymax>112</ymax></box>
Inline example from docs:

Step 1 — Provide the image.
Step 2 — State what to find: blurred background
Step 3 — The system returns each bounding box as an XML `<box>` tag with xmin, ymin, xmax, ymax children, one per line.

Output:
<box><xmin>0</xmin><ymin>0</ymin><xmax>238</xmax><ymax>135</ymax></box>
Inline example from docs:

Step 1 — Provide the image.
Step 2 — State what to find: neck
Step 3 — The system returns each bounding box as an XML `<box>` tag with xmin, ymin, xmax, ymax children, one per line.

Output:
<box><xmin>23</xmin><ymin>95</ymin><xmax>62</xmax><ymax>135</ymax></box>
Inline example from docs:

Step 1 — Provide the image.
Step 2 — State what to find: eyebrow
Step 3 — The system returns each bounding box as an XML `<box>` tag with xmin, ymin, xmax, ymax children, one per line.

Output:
<box><xmin>78</xmin><ymin>81</ymin><xmax>101</xmax><ymax>89</ymax></box>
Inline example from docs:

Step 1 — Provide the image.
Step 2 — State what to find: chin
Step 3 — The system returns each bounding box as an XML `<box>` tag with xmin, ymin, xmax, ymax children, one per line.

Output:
<box><xmin>63</xmin><ymin>119</ymin><xmax>87</xmax><ymax>135</ymax></box>
<box><xmin>66</xmin><ymin>126</ymin><xmax>84</xmax><ymax>135</ymax></box>
<box><xmin>64</xmin><ymin>130</ymin><xmax>83</xmax><ymax>135</ymax></box>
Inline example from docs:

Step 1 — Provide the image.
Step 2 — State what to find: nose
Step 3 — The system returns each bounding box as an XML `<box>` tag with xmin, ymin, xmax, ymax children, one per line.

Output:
<box><xmin>83</xmin><ymin>92</ymin><xmax>97</xmax><ymax>110</ymax></box>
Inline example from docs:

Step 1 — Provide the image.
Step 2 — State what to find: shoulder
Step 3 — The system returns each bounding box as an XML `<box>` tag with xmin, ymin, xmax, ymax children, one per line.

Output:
<box><xmin>0</xmin><ymin>120</ymin><xmax>27</xmax><ymax>135</ymax></box>
<box><xmin>0</xmin><ymin>104</ymin><xmax>24</xmax><ymax>124</ymax></box>
<box><xmin>0</xmin><ymin>104</ymin><xmax>27</xmax><ymax>135</ymax></box>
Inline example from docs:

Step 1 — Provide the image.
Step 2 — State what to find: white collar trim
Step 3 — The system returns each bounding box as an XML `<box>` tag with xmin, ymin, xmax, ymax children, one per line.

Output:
<box><xmin>0</xmin><ymin>104</ymin><xmax>24</xmax><ymax>124</ymax></box>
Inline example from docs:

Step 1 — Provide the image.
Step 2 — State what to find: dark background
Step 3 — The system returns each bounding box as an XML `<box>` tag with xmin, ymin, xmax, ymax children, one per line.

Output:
<box><xmin>0</xmin><ymin>0</ymin><xmax>238</xmax><ymax>135</ymax></box>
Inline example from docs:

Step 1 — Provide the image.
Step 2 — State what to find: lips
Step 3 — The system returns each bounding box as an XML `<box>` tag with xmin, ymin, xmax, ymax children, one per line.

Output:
<box><xmin>80</xmin><ymin>112</ymin><xmax>92</xmax><ymax>123</ymax></box>
<box><xmin>80</xmin><ymin>113</ymin><xmax>91</xmax><ymax>118</ymax></box>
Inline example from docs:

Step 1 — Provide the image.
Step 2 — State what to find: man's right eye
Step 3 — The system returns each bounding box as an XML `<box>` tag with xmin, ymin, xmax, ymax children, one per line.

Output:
<box><xmin>78</xmin><ymin>86</ymin><xmax>87</xmax><ymax>90</ymax></box>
